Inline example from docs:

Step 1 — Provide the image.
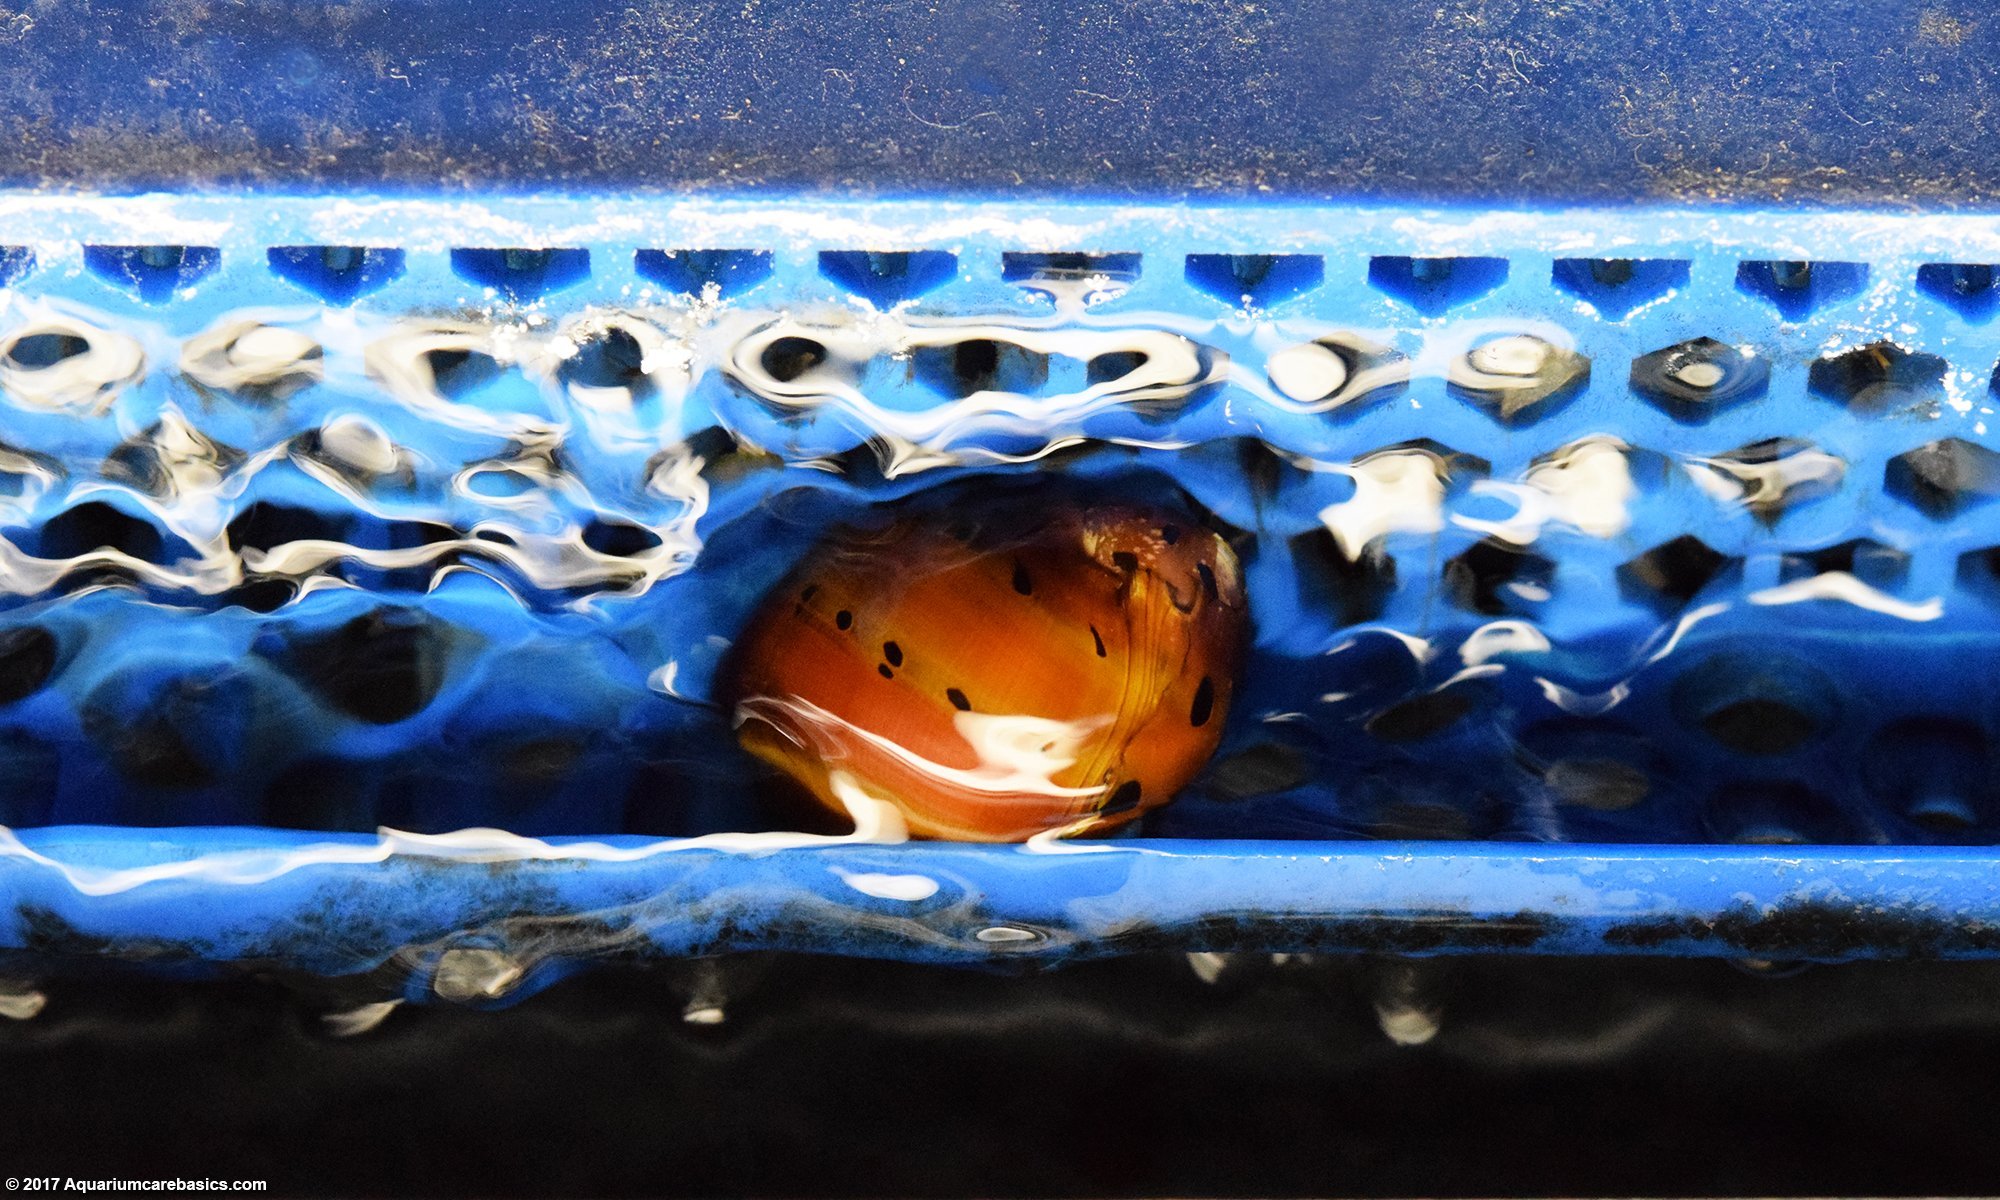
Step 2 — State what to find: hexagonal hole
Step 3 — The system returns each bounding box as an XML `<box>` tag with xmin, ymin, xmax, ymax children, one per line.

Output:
<box><xmin>35</xmin><ymin>499</ymin><xmax>195</xmax><ymax>564</ymax></box>
<box><xmin>1917</xmin><ymin>262</ymin><xmax>2000</xmax><ymax>322</ymax></box>
<box><xmin>1630</xmin><ymin>337</ymin><xmax>1769</xmax><ymax>423</ymax></box>
<box><xmin>1002</xmin><ymin>252</ymin><xmax>1140</xmax><ymax>298</ymax></box>
<box><xmin>558</xmin><ymin>326</ymin><xmax>655</xmax><ymax>401</ymax></box>
<box><xmin>1443</xmin><ymin>537</ymin><xmax>1555</xmax><ymax>615</ymax></box>
<box><xmin>0</xmin><ymin>247</ymin><xmax>33</xmax><ymax>288</ymax></box>
<box><xmin>819</xmin><ymin>250</ymin><xmax>957</xmax><ymax>307</ymax></box>
<box><xmin>581</xmin><ymin>517</ymin><xmax>665</xmax><ymax>558</ymax></box>
<box><xmin>1519</xmin><ymin>720</ymin><xmax>1666</xmax><ymax>818</ymax></box>
<box><xmin>1734</xmin><ymin>260</ymin><xmax>1868</xmax><ymax>320</ymax></box>
<box><xmin>1689</xmin><ymin>437</ymin><xmax>1846</xmax><ymax>524</ymax></box>
<box><xmin>451</xmin><ymin>249</ymin><xmax>590</xmax><ymax>300</ymax></box>
<box><xmin>1197</xmin><ymin>741</ymin><xmax>1312</xmax><ymax>803</ymax></box>
<box><xmin>1364</xmin><ymin>679</ymin><xmax>1496</xmax><ymax>745</ymax></box>
<box><xmin>423</xmin><ymin>348</ymin><xmax>506</xmax><ymax>401</ymax></box>
<box><xmin>1086</xmin><ymin>350</ymin><xmax>1148</xmax><ymax>386</ymax></box>
<box><xmin>1382</xmin><ymin>437</ymin><xmax>1492</xmax><ymax>482</ymax></box>
<box><xmin>1185</xmin><ymin>253</ymin><xmax>1323</xmax><ymax>309</ymax></box>
<box><xmin>1808</xmin><ymin>341</ymin><xmax>1947</xmax><ymax>414</ymax></box>
<box><xmin>1445</xmin><ymin>333</ymin><xmax>1590</xmax><ymax>426</ymax></box>
<box><xmin>1885</xmin><ymin>437</ymin><xmax>2000</xmax><ymax>518</ymax></box>
<box><xmin>1863</xmin><ymin>717</ymin><xmax>1992</xmax><ymax>839</ymax></box>
<box><xmin>4</xmin><ymin>330</ymin><xmax>91</xmax><ymax>370</ymax></box>
<box><xmin>267</xmin><ymin>246</ymin><xmax>406</xmax><ymax>305</ymax></box>
<box><xmin>1367</xmin><ymin>256</ymin><xmax>1508</xmax><ymax>316</ymax></box>
<box><xmin>909</xmin><ymin>338</ymin><xmax>1055</xmax><ymax>399</ymax></box>
<box><xmin>84</xmin><ymin>245</ymin><xmax>220</xmax><ymax>303</ymax></box>
<box><xmin>754</xmin><ymin>335</ymin><xmax>834</xmax><ymax>388</ymax></box>
<box><xmin>1702</xmin><ymin>782</ymin><xmax>1850</xmax><ymax>842</ymax></box>
<box><xmin>1672</xmin><ymin>652</ymin><xmax>1839</xmax><ymax>758</ymax></box>
<box><xmin>634</xmin><ymin>249</ymin><xmax>773</xmax><ymax>299</ymax></box>
<box><xmin>1782</xmin><ymin>538</ymin><xmax>1908</xmax><ymax>588</ymax></box>
<box><xmin>1951</xmin><ymin>544</ymin><xmax>2000</xmax><ymax>603</ymax></box>
<box><xmin>1551</xmin><ymin>258</ymin><xmax>1689</xmax><ymax>320</ymax></box>
<box><xmin>1290</xmin><ymin>528</ymin><xmax>1396</xmax><ymax>626</ymax></box>
<box><xmin>226</xmin><ymin>501</ymin><xmax>355</xmax><ymax>554</ymax></box>
<box><xmin>1616</xmin><ymin>535</ymin><xmax>1738</xmax><ymax>616</ymax></box>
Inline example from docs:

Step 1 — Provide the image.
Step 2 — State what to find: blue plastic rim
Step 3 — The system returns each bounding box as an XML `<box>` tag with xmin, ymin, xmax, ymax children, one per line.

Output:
<box><xmin>6</xmin><ymin>193</ymin><xmax>2000</xmax><ymax>994</ymax></box>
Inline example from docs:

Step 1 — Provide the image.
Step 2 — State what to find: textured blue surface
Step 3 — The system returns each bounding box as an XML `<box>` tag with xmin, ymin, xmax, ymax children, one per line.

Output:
<box><xmin>5</xmin><ymin>192</ymin><xmax>2000</xmax><ymax>985</ymax></box>
<box><xmin>0</xmin><ymin>2</ymin><xmax>1996</xmax><ymax>208</ymax></box>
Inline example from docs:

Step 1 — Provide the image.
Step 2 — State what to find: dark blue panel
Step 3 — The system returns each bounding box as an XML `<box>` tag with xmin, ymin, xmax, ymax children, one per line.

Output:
<box><xmin>3</xmin><ymin>1</ymin><xmax>1997</xmax><ymax>206</ymax></box>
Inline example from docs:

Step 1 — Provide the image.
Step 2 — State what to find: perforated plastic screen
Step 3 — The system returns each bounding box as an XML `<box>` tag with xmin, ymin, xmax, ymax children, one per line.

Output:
<box><xmin>5</xmin><ymin>196</ymin><xmax>2000</xmax><ymax>993</ymax></box>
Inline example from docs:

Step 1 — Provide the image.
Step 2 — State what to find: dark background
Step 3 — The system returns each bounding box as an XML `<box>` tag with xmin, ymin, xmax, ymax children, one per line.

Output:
<box><xmin>3</xmin><ymin>954</ymin><xmax>2000</xmax><ymax>1196</ymax></box>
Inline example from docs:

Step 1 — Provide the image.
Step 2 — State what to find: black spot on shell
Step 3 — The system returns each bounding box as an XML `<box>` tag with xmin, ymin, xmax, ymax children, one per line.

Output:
<box><xmin>1012</xmin><ymin>561</ymin><xmax>1033</xmax><ymax>595</ymax></box>
<box><xmin>947</xmin><ymin>687</ymin><xmax>971</xmax><ymax>711</ymax></box>
<box><xmin>1103</xmin><ymin>780</ymin><xmax>1143</xmax><ymax>814</ymax></box>
<box><xmin>1112</xmin><ymin>550</ymin><xmax>1139</xmax><ymax>573</ymax></box>
<box><xmin>877</xmin><ymin>664</ymin><xmax>894</xmax><ymax>679</ymax></box>
<box><xmin>1090</xmin><ymin>625</ymin><xmax>1107</xmax><ymax>657</ymax></box>
<box><xmin>799</xmin><ymin>584</ymin><xmax>818</xmax><ymax>603</ymax></box>
<box><xmin>1161</xmin><ymin>525</ymin><xmax>1181</xmax><ymax>545</ymax></box>
<box><xmin>0</xmin><ymin>625</ymin><xmax>57</xmax><ymax>705</ymax></box>
<box><xmin>1190</xmin><ymin>676</ymin><xmax>1215</xmax><ymax>727</ymax></box>
<box><xmin>835</xmin><ymin>610</ymin><xmax>853</xmax><ymax>631</ymax></box>
<box><xmin>883</xmin><ymin>641</ymin><xmax>903</xmax><ymax>667</ymax></box>
<box><xmin>1197</xmin><ymin>561</ymin><xmax>1219</xmax><ymax>602</ymax></box>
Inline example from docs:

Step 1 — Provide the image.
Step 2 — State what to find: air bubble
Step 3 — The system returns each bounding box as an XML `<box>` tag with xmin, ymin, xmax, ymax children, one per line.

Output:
<box><xmin>1265</xmin><ymin>333</ymin><xmax>1407</xmax><ymax>414</ymax></box>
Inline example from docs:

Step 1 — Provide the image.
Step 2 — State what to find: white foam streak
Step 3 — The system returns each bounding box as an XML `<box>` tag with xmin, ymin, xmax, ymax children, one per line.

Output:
<box><xmin>1314</xmin><ymin>450</ymin><xmax>1446</xmax><ymax>559</ymax></box>
<box><xmin>832</xmin><ymin>869</ymin><xmax>941</xmax><ymax>902</ymax></box>
<box><xmin>1748</xmin><ymin>573</ymin><xmax>1943</xmax><ymax>621</ymax></box>
<box><xmin>0</xmin><ymin>774</ymin><xmax>911</xmax><ymax>897</ymax></box>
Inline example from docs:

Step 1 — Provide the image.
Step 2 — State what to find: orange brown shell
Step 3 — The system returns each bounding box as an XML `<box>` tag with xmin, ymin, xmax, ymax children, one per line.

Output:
<box><xmin>720</xmin><ymin>499</ymin><xmax>1250</xmax><ymax>841</ymax></box>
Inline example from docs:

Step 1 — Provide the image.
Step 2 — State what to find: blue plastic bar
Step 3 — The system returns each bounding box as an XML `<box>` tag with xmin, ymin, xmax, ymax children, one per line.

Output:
<box><xmin>4</xmin><ymin>830</ymin><xmax>1999</xmax><ymax>992</ymax></box>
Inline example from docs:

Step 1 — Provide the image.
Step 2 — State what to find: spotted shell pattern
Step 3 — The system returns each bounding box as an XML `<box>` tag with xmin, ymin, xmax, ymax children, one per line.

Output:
<box><xmin>722</xmin><ymin>501</ymin><xmax>1250</xmax><ymax>841</ymax></box>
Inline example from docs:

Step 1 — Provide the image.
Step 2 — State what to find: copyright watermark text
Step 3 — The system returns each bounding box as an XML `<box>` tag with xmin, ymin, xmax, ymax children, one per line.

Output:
<box><xmin>8</xmin><ymin>1181</ymin><xmax>265</xmax><ymax>1193</ymax></box>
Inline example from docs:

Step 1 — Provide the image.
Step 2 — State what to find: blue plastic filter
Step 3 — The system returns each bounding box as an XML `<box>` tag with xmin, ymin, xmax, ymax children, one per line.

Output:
<box><xmin>5</xmin><ymin>193</ymin><xmax>2000</xmax><ymax>1000</ymax></box>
